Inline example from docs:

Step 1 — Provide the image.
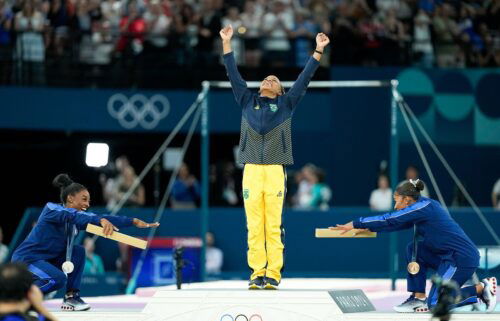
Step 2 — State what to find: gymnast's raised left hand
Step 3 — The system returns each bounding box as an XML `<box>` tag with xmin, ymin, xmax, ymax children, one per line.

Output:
<box><xmin>133</xmin><ymin>218</ymin><xmax>160</xmax><ymax>228</ymax></box>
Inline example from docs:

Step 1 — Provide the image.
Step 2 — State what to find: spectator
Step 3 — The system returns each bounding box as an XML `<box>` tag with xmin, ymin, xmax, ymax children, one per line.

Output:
<box><xmin>14</xmin><ymin>0</ymin><xmax>45</xmax><ymax>84</ymax></box>
<box><xmin>83</xmin><ymin>237</ymin><xmax>105</xmax><ymax>275</ymax></box>
<box><xmin>399</xmin><ymin>165</ymin><xmax>430</xmax><ymax>198</ymax></box>
<box><xmin>412</xmin><ymin>9</ymin><xmax>434</xmax><ymax>67</ymax></box>
<box><xmin>292</xmin><ymin>164</ymin><xmax>314</xmax><ymax>209</ymax></box>
<box><xmin>419</xmin><ymin>0</ymin><xmax>435</xmax><ymax>14</ymax></box>
<box><xmin>205</xmin><ymin>232</ymin><xmax>223</xmax><ymax>275</ymax></box>
<box><xmin>485</xmin><ymin>0</ymin><xmax>500</xmax><ymax>31</ymax></box>
<box><xmin>47</xmin><ymin>0</ymin><xmax>72</xmax><ymax>57</ymax></box>
<box><xmin>0</xmin><ymin>227</ymin><xmax>8</xmax><ymax>263</ymax></box>
<box><xmin>330</xmin><ymin>4</ymin><xmax>360</xmax><ymax>65</ymax></box>
<box><xmin>308</xmin><ymin>167</ymin><xmax>331</xmax><ymax>210</ymax></box>
<box><xmin>293</xmin><ymin>164</ymin><xmax>331</xmax><ymax>210</ymax></box>
<box><xmin>71</xmin><ymin>0</ymin><xmax>93</xmax><ymax>63</ymax></box>
<box><xmin>170</xmin><ymin>2</ymin><xmax>197</xmax><ymax>65</ymax></box>
<box><xmin>0</xmin><ymin>0</ymin><xmax>498</xmax><ymax>86</ymax></box>
<box><xmin>432</xmin><ymin>3</ymin><xmax>462</xmax><ymax>67</ymax></box>
<box><xmin>492</xmin><ymin>178</ymin><xmax>500</xmax><ymax>210</ymax></box>
<box><xmin>101</xmin><ymin>156</ymin><xmax>146</xmax><ymax>210</ymax></box>
<box><xmin>451</xmin><ymin>183</ymin><xmax>467</xmax><ymax>208</ymax></box>
<box><xmin>116</xmin><ymin>1</ymin><xmax>146</xmax><ymax>55</ymax></box>
<box><xmin>171</xmin><ymin>163</ymin><xmax>200</xmax><ymax>209</ymax></box>
<box><xmin>0</xmin><ymin>0</ymin><xmax>13</xmax><ymax>83</ymax></box>
<box><xmin>240</xmin><ymin>0</ymin><xmax>262</xmax><ymax>67</ymax></box>
<box><xmin>358</xmin><ymin>15</ymin><xmax>384</xmax><ymax>66</ymax></box>
<box><xmin>196</xmin><ymin>0</ymin><xmax>221</xmax><ymax>65</ymax></box>
<box><xmin>221</xmin><ymin>6</ymin><xmax>243</xmax><ymax>65</ymax></box>
<box><xmin>376</xmin><ymin>0</ymin><xmax>400</xmax><ymax>14</ymax></box>
<box><xmin>369</xmin><ymin>174</ymin><xmax>392</xmax><ymax>211</ymax></box>
<box><xmin>261</xmin><ymin>0</ymin><xmax>294</xmax><ymax>67</ymax></box>
<box><xmin>0</xmin><ymin>262</ymin><xmax>58</xmax><ymax>321</ymax></box>
<box><xmin>381</xmin><ymin>8</ymin><xmax>407</xmax><ymax>65</ymax></box>
<box><xmin>144</xmin><ymin>0</ymin><xmax>170</xmax><ymax>53</ymax></box>
<box><xmin>100</xmin><ymin>0</ymin><xmax>122</xmax><ymax>31</ymax></box>
<box><xmin>211</xmin><ymin>161</ymin><xmax>241</xmax><ymax>207</ymax></box>
<box><xmin>291</xmin><ymin>8</ymin><xmax>317</xmax><ymax>67</ymax></box>
<box><xmin>115</xmin><ymin>242</ymin><xmax>129</xmax><ymax>274</ymax></box>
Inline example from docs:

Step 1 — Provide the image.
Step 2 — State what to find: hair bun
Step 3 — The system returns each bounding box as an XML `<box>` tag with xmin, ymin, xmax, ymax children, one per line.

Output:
<box><xmin>52</xmin><ymin>174</ymin><xmax>73</xmax><ymax>189</ymax></box>
<box><xmin>415</xmin><ymin>179</ymin><xmax>425</xmax><ymax>192</ymax></box>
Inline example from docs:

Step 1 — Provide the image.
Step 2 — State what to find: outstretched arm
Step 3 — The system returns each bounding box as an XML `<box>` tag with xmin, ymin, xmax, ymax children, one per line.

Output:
<box><xmin>331</xmin><ymin>200</ymin><xmax>430</xmax><ymax>233</ymax></box>
<box><xmin>43</xmin><ymin>203</ymin><xmax>158</xmax><ymax>236</ymax></box>
<box><xmin>286</xmin><ymin>33</ymin><xmax>330</xmax><ymax>107</ymax></box>
<box><xmin>220</xmin><ymin>25</ymin><xmax>253</xmax><ymax>107</ymax></box>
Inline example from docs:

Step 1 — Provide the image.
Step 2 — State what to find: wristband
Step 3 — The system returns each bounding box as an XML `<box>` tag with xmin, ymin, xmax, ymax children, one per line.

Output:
<box><xmin>315</xmin><ymin>49</ymin><xmax>323</xmax><ymax>54</ymax></box>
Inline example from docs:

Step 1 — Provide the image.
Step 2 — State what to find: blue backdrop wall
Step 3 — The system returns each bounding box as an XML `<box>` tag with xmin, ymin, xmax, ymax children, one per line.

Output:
<box><xmin>10</xmin><ymin>207</ymin><xmax>500</xmax><ymax>279</ymax></box>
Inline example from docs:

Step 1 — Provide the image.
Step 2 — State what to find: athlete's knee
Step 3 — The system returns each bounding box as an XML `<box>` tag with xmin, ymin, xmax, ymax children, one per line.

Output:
<box><xmin>41</xmin><ymin>270</ymin><xmax>67</xmax><ymax>292</ymax></box>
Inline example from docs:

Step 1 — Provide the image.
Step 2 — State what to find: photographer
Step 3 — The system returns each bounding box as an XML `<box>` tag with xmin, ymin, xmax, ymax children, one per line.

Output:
<box><xmin>0</xmin><ymin>262</ymin><xmax>58</xmax><ymax>321</ymax></box>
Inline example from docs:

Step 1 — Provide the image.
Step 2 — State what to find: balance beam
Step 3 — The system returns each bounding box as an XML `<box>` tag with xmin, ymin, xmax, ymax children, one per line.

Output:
<box><xmin>86</xmin><ymin>224</ymin><xmax>148</xmax><ymax>249</ymax></box>
<box><xmin>315</xmin><ymin>229</ymin><xmax>377</xmax><ymax>238</ymax></box>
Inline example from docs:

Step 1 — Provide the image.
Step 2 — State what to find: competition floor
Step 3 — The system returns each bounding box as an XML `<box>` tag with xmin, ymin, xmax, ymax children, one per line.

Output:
<box><xmin>45</xmin><ymin>278</ymin><xmax>500</xmax><ymax>321</ymax></box>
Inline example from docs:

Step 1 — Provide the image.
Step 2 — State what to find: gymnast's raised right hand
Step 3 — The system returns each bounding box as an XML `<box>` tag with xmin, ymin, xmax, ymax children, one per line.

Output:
<box><xmin>133</xmin><ymin>218</ymin><xmax>160</xmax><ymax>229</ymax></box>
<box><xmin>100</xmin><ymin>218</ymin><xmax>118</xmax><ymax>236</ymax></box>
<box><xmin>219</xmin><ymin>25</ymin><xmax>233</xmax><ymax>41</ymax></box>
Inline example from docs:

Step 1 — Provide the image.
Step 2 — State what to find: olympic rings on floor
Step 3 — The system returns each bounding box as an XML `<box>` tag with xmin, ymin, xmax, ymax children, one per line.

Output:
<box><xmin>220</xmin><ymin>314</ymin><xmax>263</xmax><ymax>321</ymax></box>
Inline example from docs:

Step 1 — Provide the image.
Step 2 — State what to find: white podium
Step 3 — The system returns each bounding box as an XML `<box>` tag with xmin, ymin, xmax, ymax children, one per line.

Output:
<box><xmin>142</xmin><ymin>289</ymin><xmax>373</xmax><ymax>321</ymax></box>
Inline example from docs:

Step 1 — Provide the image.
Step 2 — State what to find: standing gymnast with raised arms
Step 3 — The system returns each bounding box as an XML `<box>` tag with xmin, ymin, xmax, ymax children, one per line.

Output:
<box><xmin>11</xmin><ymin>174</ymin><xmax>159</xmax><ymax>311</ymax></box>
<box><xmin>220</xmin><ymin>24</ymin><xmax>329</xmax><ymax>290</ymax></box>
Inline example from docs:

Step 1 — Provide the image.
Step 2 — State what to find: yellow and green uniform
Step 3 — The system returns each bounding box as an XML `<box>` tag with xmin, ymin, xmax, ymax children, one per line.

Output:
<box><xmin>223</xmin><ymin>52</ymin><xmax>319</xmax><ymax>282</ymax></box>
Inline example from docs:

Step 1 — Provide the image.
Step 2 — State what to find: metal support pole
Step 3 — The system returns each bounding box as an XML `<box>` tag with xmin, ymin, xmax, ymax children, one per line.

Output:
<box><xmin>389</xmin><ymin>80</ymin><xmax>400</xmax><ymax>291</ymax></box>
<box><xmin>200</xmin><ymin>81</ymin><xmax>210</xmax><ymax>281</ymax></box>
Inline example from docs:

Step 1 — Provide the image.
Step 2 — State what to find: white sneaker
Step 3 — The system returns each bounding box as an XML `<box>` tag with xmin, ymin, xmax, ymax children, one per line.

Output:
<box><xmin>481</xmin><ymin>277</ymin><xmax>497</xmax><ymax>313</ymax></box>
<box><xmin>61</xmin><ymin>291</ymin><xmax>90</xmax><ymax>311</ymax></box>
<box><xmin>393</xmin><ymin>295</ymin><xmax>429</xmax><ymax>313</ymax></box>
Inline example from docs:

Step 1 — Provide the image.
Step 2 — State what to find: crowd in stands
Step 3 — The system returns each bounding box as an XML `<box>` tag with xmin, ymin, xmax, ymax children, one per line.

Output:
<box><xmin>291</xmin><ymin>163</ymin><xmax>332</xmax><ymax>210</ymax></box>
<box><xmin>0</xmin><ymin>0</ymin><xmax>499</xmax><ymax>85</ymax></box>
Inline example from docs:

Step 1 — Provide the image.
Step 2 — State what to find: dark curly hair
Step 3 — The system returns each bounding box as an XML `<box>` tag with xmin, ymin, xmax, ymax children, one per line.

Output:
<box><xmin>396</xmin><ymin>179</ymin><xmax>425</xmax><ymax>201</ymax></box>
<box><xmin>52</xmin><ymin>173</ymin><xmax>87</xmax><ymax>204</ymax></box>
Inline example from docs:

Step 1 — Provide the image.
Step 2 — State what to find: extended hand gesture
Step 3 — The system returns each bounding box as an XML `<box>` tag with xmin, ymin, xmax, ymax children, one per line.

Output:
<box><xmin>315</xmin><ymin>32</ymin><xmax>330</xmax><ymax>50</ymax></box>
<box><xmin>133</xmin><ymin>218</ymin><xmax>160</xmax><ymax>228</ymax></box>
<box><xmin>220</xmin><ymin>25</ymin><xmax>233</xmax><ymax>41</ymax></box>
<box><xmin>329</xmin><ymin>221</ymin><xmax>354</xmax><ymax>235</ymax></box>
<box><xmin>329</xmin><ymin>221</ymin><xmax>369</xmax><ymax>236</ymax></box>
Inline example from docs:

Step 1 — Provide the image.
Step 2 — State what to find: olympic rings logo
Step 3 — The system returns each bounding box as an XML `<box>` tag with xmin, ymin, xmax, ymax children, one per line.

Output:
<box><xmin>107</xmin><ymin>93</ymin><xmax>170</xmax><ymax>130</ymax></box>
<box><xmin>220</xmin><ymin>314</ymin><xmax>263</xmax><ymax>321</ymax></box>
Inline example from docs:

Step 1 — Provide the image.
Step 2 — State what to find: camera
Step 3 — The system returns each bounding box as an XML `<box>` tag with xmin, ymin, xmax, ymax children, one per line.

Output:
<box><xmin>174</xmin><ymin>247</ymin><xmax>185</xmax><ymax>290</ymax></box>
<box><xmin>431</xmin><ymin>275</ymin><xmax>461</xmax><ymax>321</ymax></box>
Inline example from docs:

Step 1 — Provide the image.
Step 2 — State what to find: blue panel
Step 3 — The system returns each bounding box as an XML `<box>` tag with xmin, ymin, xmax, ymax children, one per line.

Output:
<box><xmin>13</xmin><ymin>207</ymin><xmax>500</xmax><ymax>277</ymax></box>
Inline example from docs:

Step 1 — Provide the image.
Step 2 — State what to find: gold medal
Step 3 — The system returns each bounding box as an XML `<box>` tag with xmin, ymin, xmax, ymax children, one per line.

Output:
<box><xmin>407</xmin><ymin>262</ymin><xmax>420</xmax><ymax>275</ymax></box>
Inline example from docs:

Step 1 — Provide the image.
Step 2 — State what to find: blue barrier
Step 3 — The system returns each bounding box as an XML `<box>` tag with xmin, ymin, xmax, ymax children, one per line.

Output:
<box><xmin>10</xmin><ymin>207</ymin><xmax>500</xmax><ymax>279</ymax></box>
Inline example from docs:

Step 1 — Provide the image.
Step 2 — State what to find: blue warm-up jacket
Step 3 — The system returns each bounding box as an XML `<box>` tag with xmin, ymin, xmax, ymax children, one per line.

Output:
<box><xmin>353</xmin><ymin>197</ymin><xmax>480</xmax><ymax>268</ymax></box>
<box><xmin>223</xmin><ymin>52</ymin><xmax>319</xmax><ymax>165</ymax></box>
<box><xmin>12</xmin><ymin>203</ymin><xmax>134</xmax><ymax>264</ymax></box>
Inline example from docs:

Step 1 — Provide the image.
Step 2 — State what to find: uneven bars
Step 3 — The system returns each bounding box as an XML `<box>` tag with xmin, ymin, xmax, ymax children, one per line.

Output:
<box><xmin>208</xmin><ymin>80</ymin><xmax>395</xmax><ymax>88</ymax></box>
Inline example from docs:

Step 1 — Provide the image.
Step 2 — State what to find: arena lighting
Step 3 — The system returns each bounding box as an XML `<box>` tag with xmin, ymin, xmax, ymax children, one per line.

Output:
<box><xmin>85</xmin><ymin>143</ymin><xmax>109</xmax><ymax>167</ymax></box>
